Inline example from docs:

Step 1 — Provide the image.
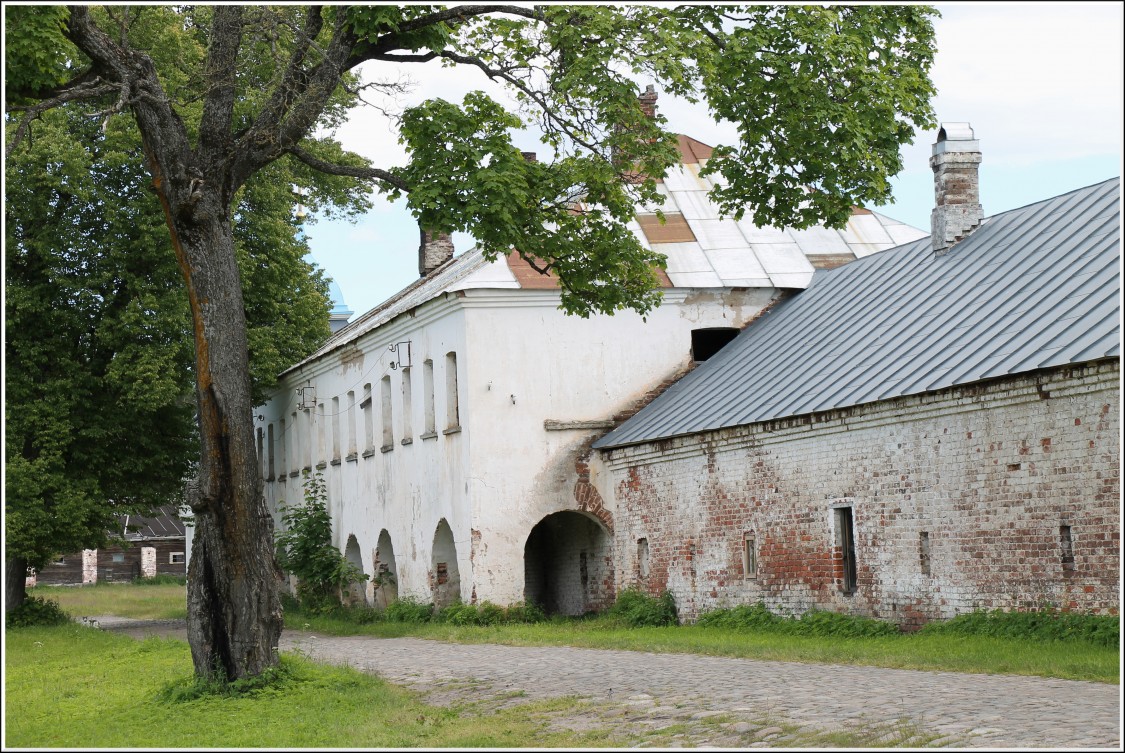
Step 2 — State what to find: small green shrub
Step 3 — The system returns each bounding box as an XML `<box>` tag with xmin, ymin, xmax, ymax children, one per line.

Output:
<box><xmin>607</xmin><ymin>587</ymin><xmax>678</xmax><ymax>627</ymax></box>
<box><xmin>6</xmin><ymin>596</ymin><xmax>72</xmax><ymax>628</ymax></box>
<box><xmin>478</xmin><ymin>601</ymin><xmax>506</xmax><ymax>625</ymax></box>
<box><xmin>275</xmin><ymin>472</ymin><xmax>367</xmax><ymax>612</ymax></box>
<box><xmin>134</xmin><ymin>574</ymin><xmax>187</xmax><ymax>587</ymax></box>
<box><xmin>434</xmin><ymin>600</ymin><xmax>509</xmax><ymax>626</ymax></box>
<box><xmin>383</xmin><ymin>596</ymin><xmax>433</xmax><ymax>623</ymax></box>
<box><xmin>918</xmin><ymin>608</ymin><xmax>1119</xmax><ymax>648</ymax></box>
<box><xmin>436</xmin><ymin>601</ymin><xmax>477</xmax><ymax>625</ymax></box>
<box><xmin>504</xmin><ymin>601</ymin><xmax>547</xmax><ymax>624</ymax></box>
<box><xmin>697</xmin><ymin>602</ymin><xmax>782</xmax><ymax>630</ymax></box>
<box><xmin>797</xmin><ymin>609</ymin><xmax>900</xmax><ymax>637</ymax></box>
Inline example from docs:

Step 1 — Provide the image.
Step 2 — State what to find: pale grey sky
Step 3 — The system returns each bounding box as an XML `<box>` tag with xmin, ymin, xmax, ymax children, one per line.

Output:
<box><xmin>305</xmin><ymin>2</ymin><xmax>1124</xmax><ymax>319</ymax></box>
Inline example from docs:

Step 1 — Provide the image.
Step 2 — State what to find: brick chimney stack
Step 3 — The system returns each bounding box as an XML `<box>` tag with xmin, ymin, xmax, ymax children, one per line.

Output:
<box><xmin>930</xmin><ymin>122</ymin><xmax>982</xmax><ymax>255</ymax></box>
<box><xmin>418</xmin><ymin>227</ymin><xmax>454</xmax><ymax>277</ymax></box>
<box><xmin>638</xmin><ymin>84</ymin><xmax>658</xmax><ymax>118</ymax></box>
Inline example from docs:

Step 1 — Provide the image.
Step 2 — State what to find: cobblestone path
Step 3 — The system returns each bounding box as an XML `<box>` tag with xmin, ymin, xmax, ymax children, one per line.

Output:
<box><xmin>101</xmin><ymin>618</ymin><xmax>1120</xmax><ymax>749</ymax></box>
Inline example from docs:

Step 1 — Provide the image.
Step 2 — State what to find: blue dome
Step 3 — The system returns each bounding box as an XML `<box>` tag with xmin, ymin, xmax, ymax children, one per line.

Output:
<box><xmin>328</xmin><ymin>278</ymin><xmax>353</xmax><ymax>317</ymax></box>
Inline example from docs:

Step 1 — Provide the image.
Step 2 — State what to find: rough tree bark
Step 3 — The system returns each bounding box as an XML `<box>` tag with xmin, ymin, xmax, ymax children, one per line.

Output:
<box><xmin>6</xmin><ymin>557</ymin><xmax>29</xmax><ymax>613</ymax></box>
<box><xmin>62</xmin><ymin>6</ymin><xmax>283</xmax><ymax>679</ymax></box>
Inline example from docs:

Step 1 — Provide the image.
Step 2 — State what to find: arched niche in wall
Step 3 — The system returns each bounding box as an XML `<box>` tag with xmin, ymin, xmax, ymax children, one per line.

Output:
<box><xmin>373</xmin><ymin>529</ymin><xmax>399</xmax><ymax>609</ymax></box>
<box><xmin>431</xmin><ymin>519</ymin><xmax>461</xmax><ymax>609</ymax></box>
<box><xmin>343</xmin><ymin>534</ymin><xmax>367</xmax><ymax>606</ymax></box>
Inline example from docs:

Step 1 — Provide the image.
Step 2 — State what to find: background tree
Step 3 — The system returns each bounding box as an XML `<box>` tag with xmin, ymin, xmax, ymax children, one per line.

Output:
<box><xmin>4</xmin><ymin>4</ymin><xmax>936</xmax><ymax>680</ymax></box>
<box><xmin>4</xmin><ymin>87</ymin><xmax>357</xmax><ymax>612</ymax></box>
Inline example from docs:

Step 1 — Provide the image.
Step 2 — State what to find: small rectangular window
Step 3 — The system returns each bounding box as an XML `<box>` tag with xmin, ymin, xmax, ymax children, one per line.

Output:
<box><xmin>278</xmin><ymin>418</ymin><xmax>288</xmax><ymax>475</ymax></box>
<box><xmin>292</xmin><ymin>411</ymin><xmax>301</xmax><ymax>473</ymax></box>
<box><xmin>423</xmin><ymin>359</ymin><xmax>436</xmax><ymax>436</ymax></box>
<box><xmin>835</xmin><ymin>507</ymin><xmax>857</xmax><ymax>594</ymax></box>
<box><xmin>1060</xmin><ymin>525</ymin><xmax>1074</xmax><ymax>570</ymax></box>
<box><xmin>637</xmin><ymin>537</ymin><xmax>650</xmax><ymax>579</ymax></box>
<box><xmin>361</xmin><ymin>383</ymin><xmax>374</xmax><ymax>455</ymax></box>
<box><xmin>445</xmin><ymin>352</ymin><xmax>460</xmax><ymax>430</ymax></box>
<box><xmin>919</xmin><ymin>531</ymin><xmax>931</xmax><ymax>576</ymax></box>
<box><xmin>401</xmin><ymin>367</ymin><xmax>413</xmax><ymax>443</ymax></box>
<box><xmin>112</xmin><ymin>553</ymin><xmax>125</xmax><ymax>563</ymax></box>
<box><xmin>302</xmin><ymin>408</ymin><xmax>313</xmax><ymax>470</ymax></box>
<box><xmin>742</xmin><ymin>532</ymin><xmax>757</xmax><ymax>579</ymax></box>
<box><xmin>266</xmin><ymin>423</ymin><xmax>275</xmax><ymax>480</ymax></box>
<box><xmin>331</xmin><ymin>397</ymin><xmax>341</xmax><ymax>462</ymax></box>
<box><xmin>381</xmin><ymin>375</ymin><xmax>394</xmax><ymax>451</ymax></box>
<box><xmin>316</xmin><ymin>402</ymin><xmax>326</xmax><ymax>466</ymax></box>
<box><xmin>346</xmin><ymin>391</ymin><xmax>357</xmax><ymax>458</ymax></box>
<box><xmin>170</xmin><ymin>552</ymin><xmax>185</xmax><ymax>564</ymax></box>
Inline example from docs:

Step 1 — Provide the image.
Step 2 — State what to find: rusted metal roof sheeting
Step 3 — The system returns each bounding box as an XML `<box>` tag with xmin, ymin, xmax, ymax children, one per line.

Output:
<box><xmin>595</xmin><ymin>178</ymin><xmax>1120</xmax><ymax>450</ymax></box>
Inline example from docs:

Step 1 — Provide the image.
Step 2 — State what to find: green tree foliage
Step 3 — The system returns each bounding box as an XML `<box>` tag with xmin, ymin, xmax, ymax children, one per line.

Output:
<box><xmin>4</xmin><ymin>3</ymin><xmax>937</xmax><ymax>677</ymax></box>
<box><xmin>275</xmin><ymin>473</ymin><xmax>367</xmax><ymax>612</ymax></box>
<box><xmin>4</xmin><ymin>99</ymin><xmax>344</xmax><ymax>588</ymax></box>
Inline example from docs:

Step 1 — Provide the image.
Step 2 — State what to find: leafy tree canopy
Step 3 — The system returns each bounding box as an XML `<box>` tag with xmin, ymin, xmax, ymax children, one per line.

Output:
<box><xmin>7</xmin><ymin>3</ymin><xmax>938</xmax><ymax>319</ymax></box>
<box><xmin>3</xmin><ymin>6</ymin><xmax>369</xmax><ymax>569</ymax></box>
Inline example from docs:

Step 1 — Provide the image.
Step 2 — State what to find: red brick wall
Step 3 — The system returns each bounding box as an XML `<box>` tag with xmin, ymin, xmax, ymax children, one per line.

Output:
<box><xmin>600</xmin><ymin>360</ymin><xmax>1120</xmax><ymax>626</ymax></box>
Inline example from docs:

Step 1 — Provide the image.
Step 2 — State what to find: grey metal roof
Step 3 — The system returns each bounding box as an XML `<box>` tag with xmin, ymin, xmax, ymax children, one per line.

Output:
<box><xmin>119</xmin><ymin>505</ymin><xmax>186</xmax><ymax>540</ymax></box>
<box><xmin>594</xmin><ymin>178</ymin><xmax>1121</xmax><ymax>450</ymax></box>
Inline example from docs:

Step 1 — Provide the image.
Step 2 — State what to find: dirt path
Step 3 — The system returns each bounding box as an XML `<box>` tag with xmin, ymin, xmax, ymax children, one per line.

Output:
<box><xmin>98</xmin><ymin>617</ymin><xmax>1120</xmax><ymax>749</ymax></box>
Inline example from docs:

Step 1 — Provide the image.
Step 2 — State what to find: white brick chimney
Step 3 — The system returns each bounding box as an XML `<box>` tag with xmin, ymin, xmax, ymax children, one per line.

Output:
<box><xmin>930</xmin><ymin>122</ymin><xmax>983</xmax><ymax>255</ymax></box>
<box><xmin>418</xmin><ymin>227</ymin><xmax>454</xmax><ymax>277</ymax></box>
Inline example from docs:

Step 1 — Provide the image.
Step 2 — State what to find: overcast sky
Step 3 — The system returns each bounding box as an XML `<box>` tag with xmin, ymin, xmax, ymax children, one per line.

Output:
<box><xmin>305</xmin><ymin>2</ymin><xmax>1124</xmax><ymax>319</ymax></box>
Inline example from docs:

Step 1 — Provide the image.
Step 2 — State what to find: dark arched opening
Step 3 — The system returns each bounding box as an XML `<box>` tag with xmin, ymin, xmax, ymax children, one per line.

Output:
<box><xmin>343</xmin><ymin>534</ymin><xmax>366</xmax><ymax>606</ymax></box>
<box><xmin>524</xmin><ymin>511</ymin><xmax>613</xmax><ymax>616</ymax></box>
<box><xmin>374</xmin><ymin>529</ymin><xmax>399</xmax><ymax>609</ymax></box>
<box><xmin>431</xmin><ymin>519</ymin><xmax>461</xmax><ymax>609</ymax></box>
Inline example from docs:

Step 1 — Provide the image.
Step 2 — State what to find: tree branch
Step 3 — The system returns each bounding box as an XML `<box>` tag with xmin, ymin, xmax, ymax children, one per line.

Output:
<box><xmin>287</xmin><ymin>145</ymin><xmax>411</xmax><ymax>193</ymax></box>
<box><xmin>5</xmin><ymin>79</ymin><xmax>120</xmax><ymax>159</ymax></box>
<box><xmin>252</xmin><ymin>7</ymin><xmax>323</xmax><ymax>143</ymax></box>
<box><xmin>198</xmin><ymin>5</ymin><xmax>243</xmax><ymax>169</ymax></box>
<box><xmin>433</xmin><ymin>49</ymin><xmax>604</xmax><ymax>155</ymax></box>
<box><xmin>344</xmin><ymin>4</ymin><xmax>544</xmax><ymax>68</ymax></box>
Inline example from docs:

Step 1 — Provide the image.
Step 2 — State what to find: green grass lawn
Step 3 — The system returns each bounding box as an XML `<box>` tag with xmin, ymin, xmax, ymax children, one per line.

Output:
<box><xmin>28</xmin><ymin>582</ymin><xmax>187</xmax><ymax>621</ymax></box>
<box><xmin>4</xmin><ymin>626</ymin><xmax>619</xmax><ymax>748</ymax></box>
<box><xmin>26</xmin><ymin>583</ymin><xmax>1119</xmax><ymax>684</ymax></box>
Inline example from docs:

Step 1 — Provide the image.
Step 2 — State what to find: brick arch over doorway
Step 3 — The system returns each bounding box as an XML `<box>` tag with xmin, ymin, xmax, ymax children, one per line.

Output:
<box><xmin>524</xmin><ymin>510</ymin><xmax>614</xmax><ymax>616</ymax></box>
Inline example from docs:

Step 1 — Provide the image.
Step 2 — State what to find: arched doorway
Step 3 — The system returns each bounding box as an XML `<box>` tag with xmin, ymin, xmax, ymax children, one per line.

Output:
<box><xmin>343</xmin><ymin>534</ymin><xmax>366</xmax><ymax>606</ymax></box>
<box><xmin>524</xmin><ymin>511</ymin><xmax>613</xmax><ymax>616</ymax></box>
<box><xmin>431</xmin><ymin>519</ymin><xmax>460</xmax><ymax>609</ymax></box>
<box><xmin>373</xmin><ymin>529</ymin><xmax>399</xmax><ymax>609</ymax></box>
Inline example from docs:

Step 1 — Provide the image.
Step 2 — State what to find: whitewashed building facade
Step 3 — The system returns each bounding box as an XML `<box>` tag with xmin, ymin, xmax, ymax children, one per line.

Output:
<box><xmin>256</xmin><ymin>129</ymin><xmax>925</xmax><ymax>614</ymax></box>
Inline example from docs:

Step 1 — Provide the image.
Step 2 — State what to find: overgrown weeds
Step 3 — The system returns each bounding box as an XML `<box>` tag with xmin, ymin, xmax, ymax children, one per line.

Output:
<box><xmin>916</xmin><ymin>608</ymin><xmax>1119</xmax><ymax>648</ymax></box>
<box><xmin>606</xmin><ymin>587</ymin><xmax>677</xmax><ymax>627</ymax></box>
<box><xmin>697</xmin><ymin>602</ymin><xmax>900</xmax><ymax>638</ymax></box>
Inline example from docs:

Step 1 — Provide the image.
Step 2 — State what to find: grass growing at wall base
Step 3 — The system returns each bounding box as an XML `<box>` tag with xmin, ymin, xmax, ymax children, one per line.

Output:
<box><xmin>4</xmin><ymin>625</ymin><xmax>618</xmax><ymax>748</ymax></box>
<box><xmin>285</xmin><ymin>601</ymin><xmax>1119</xmax><ymax>684</ymax></box>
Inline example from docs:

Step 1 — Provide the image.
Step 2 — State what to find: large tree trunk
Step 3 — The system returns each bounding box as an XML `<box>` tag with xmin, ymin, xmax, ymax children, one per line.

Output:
<box><xmin>6</xmin><ymin>556</ymin><xmax>29</xmax><ymax>613</ymax></box>
<box><xmin>163</xmin><ymin>189</ymin><xmax>283</xmax><ymax>681</ymax></box>
<box><xmin>60</xmin><ymin>3</ymin><xmax>283</xmax><ymax>681</ymax></box>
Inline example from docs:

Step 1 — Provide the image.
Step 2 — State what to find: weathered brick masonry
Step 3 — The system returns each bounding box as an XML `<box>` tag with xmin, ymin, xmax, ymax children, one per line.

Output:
<box><xmin>599</xmin><ymin>359</ymin><xmax>1119</xmax><ymax>626</ymax></box>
